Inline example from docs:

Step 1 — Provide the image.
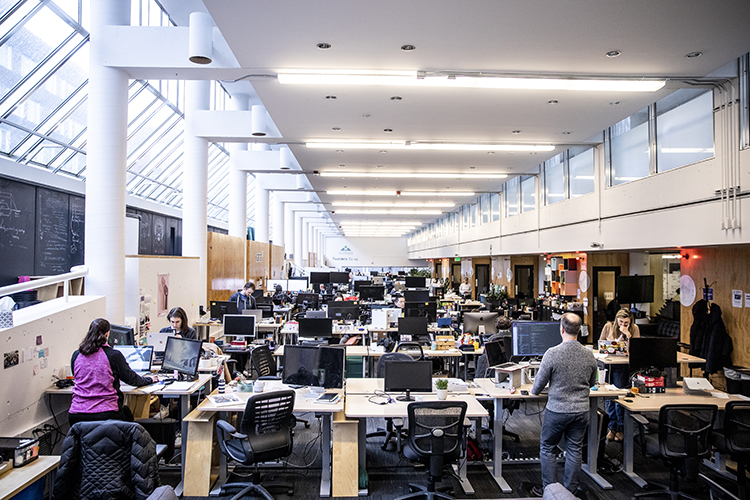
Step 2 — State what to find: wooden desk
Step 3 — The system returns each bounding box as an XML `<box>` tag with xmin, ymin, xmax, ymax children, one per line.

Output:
<box><xmin>345</xmin><ymin>392</ymin><xmax>488</xmax><ymax>496</ymax></box>
<box><xmin>473</xmin><ymin>378</ymin><xmax>627</xmax><ymax>493</ymax></box>
<box><xmin>183</xmin><ymin>382</ymin><xmax>343</xmax><ymax>498</ymax></box>
<box><xmin>345</xmin><ymin>377</ymin><xmax>471</xmax><ymax>395</ymax></box>
<box><xmin>618</xmin><ymin>387</ymin><xmax>743</xmax><ymax>488</ymax></box>
<box><xmin>593</xmin><ymin>351</ymin><xmax>706</xmax><ymax>365</ymax></box>
<box><xmin>0</xmin><ymin>456</ymin><xmax>60</xmax><ymax>500</ymax></box>
<box><xmin>46</xmin><ymin>374</ymin><xmax>211</xmax><ymax>496</ymax></box>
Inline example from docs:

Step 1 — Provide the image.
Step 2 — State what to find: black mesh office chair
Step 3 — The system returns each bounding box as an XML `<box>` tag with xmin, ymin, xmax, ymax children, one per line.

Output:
<box><xmin>216</xmin><ymin>390</ymin><xmax>296</xmax><ymax>500</ymax></box>
<box><xmin>366</xmin><ymin>352</ymin><xmax>414</xmax><ymax>452</ymax></box>
<box><xmin>251</xmin><ymin>345</ymin><xmax>309</xmax><ymax>428</ymax></box>
<box><xmin>631</xmin><ymin>404</ymin><xmax>717</xmax><ymax>500</ymax></box>
<box><xmin>701</xmin><ymin>401</ymin><xmax>750</xmax><ymax>500</ymax></box>
<box><xmin>396</xmin><ymin>400</ymin><xmax>468</xmax><ymax>500</ymax></box>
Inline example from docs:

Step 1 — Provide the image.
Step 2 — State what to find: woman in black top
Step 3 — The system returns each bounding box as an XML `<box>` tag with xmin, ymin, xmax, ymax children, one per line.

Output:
<box><xmin>159</xmin><ymin>307</ymin><xmax>197</xmax><ymax>340</ymax></box>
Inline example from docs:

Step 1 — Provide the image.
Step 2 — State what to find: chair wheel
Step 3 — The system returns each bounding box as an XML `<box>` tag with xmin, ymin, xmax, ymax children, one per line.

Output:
<box><xmin>287</xmin><ymin>488</ymin><xmax>294</xmax><ymax>495</ymax></box>
<box><xmin>304</xmin><ymin>422</ymin><xmax>310</xmax><ymax>428</ymax></box>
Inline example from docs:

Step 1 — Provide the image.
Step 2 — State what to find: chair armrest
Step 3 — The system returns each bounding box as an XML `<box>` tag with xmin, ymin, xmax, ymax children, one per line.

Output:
<box><xmin>216</xmin><ymin>419</ymin><xmax>247</xmax><ymax>439</ymax></box>
<box><xmin>631</xmin><ymin>414</ymin><xmax>650</xmax><ymax>426</ymax></box>
<box><xmin>463</xmin><ymin>417</ymin><xmax>472</xmax><ymax>428</ymax></box>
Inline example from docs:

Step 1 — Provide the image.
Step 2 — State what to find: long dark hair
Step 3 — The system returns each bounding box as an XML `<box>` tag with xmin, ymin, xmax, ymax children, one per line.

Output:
<box><xmin>79</xmin><ymin>318</ymin><xmax>110</xmax><ymax>355</ymax></box>
<box><xmin>167</xmin><ymin>307</ymin><xmax>189</xmax><ymax>335</ymax></box>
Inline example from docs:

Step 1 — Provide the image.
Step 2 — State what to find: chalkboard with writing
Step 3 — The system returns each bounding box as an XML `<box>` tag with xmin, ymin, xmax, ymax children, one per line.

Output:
<box><xmin>35</xmin><ymin>188</ymin><xmax>70</xmax><ymax>275</ymax></box>
<box><xmin>0</xmin><ymin>178</ymin><xmax>36</xmax><ymax>286</ymax></box>
<box><xmin>152</xmin><ymin>215</ymin><xmax>166</xmax><ymax>255</ymax></box>
<box><xmin>138</xmin><ymin>210</ymin><xmax>152</xmax><ymax>255</ymax></box>
<box><xmin>69</xmin><ymin>195</ymin><xmax>84</xmax><ymax>267</ymax></box>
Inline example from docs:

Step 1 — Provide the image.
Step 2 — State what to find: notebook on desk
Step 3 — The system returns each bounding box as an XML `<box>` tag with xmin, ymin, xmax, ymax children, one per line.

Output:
<box><xmin>113</xmin><ymin>345</ymin><xmax>154</xmax><ymax>377</ymax></box>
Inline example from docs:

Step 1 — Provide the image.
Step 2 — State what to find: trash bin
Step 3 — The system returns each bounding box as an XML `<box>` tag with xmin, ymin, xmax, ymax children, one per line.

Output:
<box><xmin>724</xmin><ymin>366</ymin><xmax>742</xmax><ymax>395</ymax></box>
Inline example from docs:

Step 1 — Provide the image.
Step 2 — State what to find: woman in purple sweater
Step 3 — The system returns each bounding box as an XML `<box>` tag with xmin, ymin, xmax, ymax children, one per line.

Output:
<box><xmin>69</xmin><ymin>318</ymin><xmax>156</xmax><ymax>425</ymax></box>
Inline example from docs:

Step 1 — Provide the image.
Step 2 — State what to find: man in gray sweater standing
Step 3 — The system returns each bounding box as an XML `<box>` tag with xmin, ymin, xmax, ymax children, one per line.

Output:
<box><xmin>530</xmin><ymin>313</ymin><xmax>597</xmax><ymax>497</ymax></box>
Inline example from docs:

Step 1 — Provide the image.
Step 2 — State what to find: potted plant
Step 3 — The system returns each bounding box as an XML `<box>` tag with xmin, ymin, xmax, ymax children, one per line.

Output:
<box><xmin>485</xmin><ymin>285</ymin><xmax>508</xmax><ymax>311</ymax></box>
<box><xmin>435</xmin><ymin>379</ymin><xmax>449</xmax><ymax>400</ymax></box>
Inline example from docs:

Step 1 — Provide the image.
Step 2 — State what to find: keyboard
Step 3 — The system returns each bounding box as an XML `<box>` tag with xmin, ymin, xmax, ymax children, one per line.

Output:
<box><xmin>495</xmin><ymin>362</ymin><xmax>516</xmax><ymax>369</ymax></box>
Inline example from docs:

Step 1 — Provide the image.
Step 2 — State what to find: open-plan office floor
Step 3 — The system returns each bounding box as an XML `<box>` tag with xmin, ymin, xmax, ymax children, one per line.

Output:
<box><xmin>165</xmin><ymin>402</ymin><xmax>737</xmax><ymax>500</ymax></box>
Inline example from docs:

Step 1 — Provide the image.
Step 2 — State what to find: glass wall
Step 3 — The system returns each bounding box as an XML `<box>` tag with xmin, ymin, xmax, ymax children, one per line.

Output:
<box><xmin>655</xmin><ymin>89</ymin><xmax>714</xmax><ymax>172</ymax></box>
<box><xmin>521</xmin><ymin>176</ymin><xmax>535</xmax><ymax>213</ymax></box>
<box><xmin>610</xmin><ymin>107</ymin><xmax>650</xmax><ymax>185</ymax></box>
<box><xmin>504</xmin><ymin>177</ymin><xmax>519</xmax><ymax>217</ymax></box>
<box><xmin>568</xmin><ymin>147</ymin><xmax>595</xmax><ymax>198</ymax></box>
<box><xmin>543</xmin><ymin>153</ymin><xmax>564</xmax><ymax>205</ymax></box>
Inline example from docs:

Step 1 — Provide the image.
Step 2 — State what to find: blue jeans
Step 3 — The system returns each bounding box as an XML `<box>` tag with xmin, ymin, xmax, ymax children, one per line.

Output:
<box><xmin>606</xmin><ymin>365</ymin><xmax>629</xmax><ymax>431</ymax></box>
<box><xmin>540</xmin><ymin>409</ymin><xmax>589</xmax><ymax>492</ymax></box>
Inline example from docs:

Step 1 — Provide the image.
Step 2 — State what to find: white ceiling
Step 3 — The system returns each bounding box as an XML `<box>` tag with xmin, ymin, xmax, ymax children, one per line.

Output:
<box><xmin>203</xmin><ymin>0</ymin><xmax>750</xmax><ymax>231</ymax></box>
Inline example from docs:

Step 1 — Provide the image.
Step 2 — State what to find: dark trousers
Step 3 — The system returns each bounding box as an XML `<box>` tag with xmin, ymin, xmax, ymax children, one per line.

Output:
<box><xmin>540</xmin><ymin>409</ymin><xmax>589</xmax><ymax>492</ymax></box>
<box><xmin>68</xmin><ymin>409</ymin><xmax>124</xmax><ymax>427</ymax></box>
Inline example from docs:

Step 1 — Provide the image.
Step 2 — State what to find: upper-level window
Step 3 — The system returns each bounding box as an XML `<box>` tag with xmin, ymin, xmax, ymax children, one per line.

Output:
<box><xmin>544</xmin><ymin>153</ymin><xmax>564</xmax><ymax>205</ymax></box>
<box><xmin>610</xmin><ymin>107</ymin><xmax>650</xmax><ymax>185</ymax></box>
<box><xmin>504</xmin><ymin>177</ymin><xmax>519</xmax><ymax>217</ymax></box>
<box><xmin>490</xmin><ymin>193</ymin><xmax>500</xmax><ymax>221</ymax></box>
<box><xmin>656</xmin><ymin>89</ymin><xmax>714</xmax><ymax>172</ymax></box>
<box><xmin>521</xmin><ymin>176</ymin><xmax>535</xmax><ymax>213</ymax></box>
<box><xmin>569</xmin><ymin>147</ymin><xmax>595</xmax><ymax>198</ymax></box>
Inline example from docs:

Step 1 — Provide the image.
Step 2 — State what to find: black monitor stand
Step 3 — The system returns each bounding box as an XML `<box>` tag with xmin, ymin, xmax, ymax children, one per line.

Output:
<box><xmin>177</xmin><ymin>372</ymin><xmax>199</xmax><ymax>382</ymax></box>
<box><xmin>397</xmin><ymin>390</ymin><xmax>414</xmax><ymax>402</ymax></box>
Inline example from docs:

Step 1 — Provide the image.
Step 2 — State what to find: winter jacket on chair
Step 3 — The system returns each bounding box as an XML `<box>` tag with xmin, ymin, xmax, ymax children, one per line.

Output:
<box><xmin>702</xmin><ymin>303</ymin><xmax>733</xmax><ymax>374</ymax></box>
<box><xmin>52</xmin><ymin>420</ymin><xmax>159</xmax><ymax>500</ymax></box>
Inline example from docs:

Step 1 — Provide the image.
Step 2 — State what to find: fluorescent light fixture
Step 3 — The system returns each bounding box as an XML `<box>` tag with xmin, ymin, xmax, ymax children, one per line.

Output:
<box><xmin>342</xmin><ymin>234</ymin><xmax>406</xmax><ymax>238</ymax></box>
<box><xmin>326</xmin><ymin>190</ymin><xmax>475</xmax><ymax>197</ymax></box>
<box><xmin>335</xmin><ymin>209</ymin><xmax>443</xmax><ymax>215</ymax></box>
<box><xmin>308</xmin><ymin>141</ymin><xmax>554</xmax><ymax>152</ymax></box>
<box><xmin>660</xmin><ymin>148</ymin><xmax>714</xmax><ymax>154</ymax></box>
<box><xmin>340</xmin><ymin>221</ymin><xmax>421</xmax><ymax>226</ymax></box>
<box><xmin>661</xmin><ymin>254</ymin><xmax>682</xmax><ymax>259</ymax></box>
<box><xmin>320</xmin><ymin>172</ymin><xmax>507</xmax><ymax>179</ymax></box>
<box><xmin>332</xmin><ymin>201</ymin><xmax>454</xmax><ymax>208</ymax></box>
<box><xmin>278</xmin><ymin>71</ymin><xmax>666</xmax><ymax>92</ymax></box>
<box><xmin>574</xmin><ymin>175</ymin><xmax>595</xmax><ymax>180</ymax></box>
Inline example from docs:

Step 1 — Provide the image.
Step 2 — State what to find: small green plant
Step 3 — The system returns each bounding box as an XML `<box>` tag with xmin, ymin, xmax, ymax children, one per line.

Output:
<box><xmin>486</xmin><ymin>284</ymin><xmax>508</xmax><ymax>302</ymax></box>
<box><xmin>435</xmin><ymin>379</ymin><xmax>449</xmax><ymax>390</ymax></box>
<box><xmin>408</xmin><ymin>268</ymin><xmax>432</xmax><ymax>278</ymax></box>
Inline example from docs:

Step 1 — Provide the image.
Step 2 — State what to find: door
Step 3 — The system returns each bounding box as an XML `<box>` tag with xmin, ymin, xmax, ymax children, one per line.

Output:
<box><xmin>435</xmin><ymin>262</ymin><xmax>442</xmax><ymax>283</ymax></box>
<box><xmin>451</xmin><ymin>263</ymin><xmax>461</xmax><ymax>292</ymax></box>
<box><xmin>592</xmin><ymin>266</ymin><xmax>621</xmax><ymax>338</ymax></box>
<box><xmin>475</xmin><ymin>264</ymin><xmax>490</xmax><ymax>298</ymax></box>
<box><xmin>514</xmin><ymin>265</ymin><xmax>534</xmax><ymax>299</ymax></box>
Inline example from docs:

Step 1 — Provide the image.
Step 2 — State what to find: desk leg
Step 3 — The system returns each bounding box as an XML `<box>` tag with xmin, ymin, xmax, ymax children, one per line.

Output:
<box><xmin>581</xmin><ymin>399</ymin><xmax>612</xmax><ymax>489</ymax></box>
<box><xmin>358</xmin><ymin>418</ymin><xmax>368</xmax><ymax>496</ymax></box>
<box><xmin>211</xmin><ymin>410</ymin><xmax>229</xmax><ymax>495</ymax></box>
<box><xmin>455</xmin><ymin>418</ymin><xmax>477</xmax><ymax>494</ymax></box>
<box><xmin>173</xmin><ymin>393</ymin><xmax>190</xmax><ymax>496</ymax></box>
<box><xmin>622</xmin><ymin>408</ymin><xmax>647</xmax><ymax>488</ymax></box>
<box><xmin>320</xmin><ymin>413</ymin><xmax>332</xmax><ymax>497</ymax></box>
<box><xmin>485</xmin><ymin>398</ymin><xmax>512</xmax><ymax>493</ymax></box>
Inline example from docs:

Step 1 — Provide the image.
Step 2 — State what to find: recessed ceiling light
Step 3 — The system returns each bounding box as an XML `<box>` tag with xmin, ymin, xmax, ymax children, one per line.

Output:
<box><xmin>362</xmin><ymin>114</ymin><xmax>371</xmax><ymax>118</ymax></box>
<box><xmin>390</xmin><ymin>96</ymin><xmax>402</xmax><ymax>101</ymax></box>
<box><xmin>610</xmin><ymin>101</ymin><xmax>621</xmax><ymax>106</ymax></box>
<box><xmin>384</xmin><ymin>128</ymin><xmax>393</xmax><ymax>133</ymax></box>
<box><xmin>487</xmin><ymin>151</ymin><xmax>495</xmax><ymax>155</ymax></box>
<box><xmin>685</xmin><ymin>51</ymin><xmax>702</xmax><ymax>59</ymax></box>
<box><xmin>469</xmin><ymin>166</ymin><xmax>476</xmax><ymax>170</ymax></box>
<box><xmin>317</xmin><ymin>42</ymin><xmax>331</xmax><ymax>50</ymax></box>
<box><xmin>336</xmin><ymin>149</ymin><xmax>344</xmax><ymax>153</ymax></box>
<box><xmin>606</xmin><ymin>50</ymin><xmax>621</xmax><ymax>58</ymax></box>
<box><xmin>379</xmin><ymin>150</ymin><xmax>387</xmax><ymax>154</ymax></box>
<box><xmin>376</xmin><ymin>165</ymin><xmax>384</xmax><ymax>168</ymax></box>
<box><xmin>562</xmin><ymin>131</ymin><xmax>571</xmax><ymax>135</ymax></box>
<box><xmin>338</xmin><ymin>164</ymin><xmax>345</xmax><ymax>168</ymax></box>
<box><xmin>401</xmin><ymin>44</ymin><xmax>416</xmax><ymax>51</ymax></box>
<box><xmin>325</xmin><ymin>95</ymin><xmax>337</xmax><ymax>100</ymax></box>
<box><xmin>548</xmin><ymin>99</ymin><xmax>559</xmax><ymax>105</ymax></box>
<box><xmin>512</xmin><ymin>130</ymin><xmax>521</xmax><ymax>134</ymax></box>
<box><xmin>332</xmin><ymin>127</ymin><xmax>341</xmax><ymax>131</ymax></box>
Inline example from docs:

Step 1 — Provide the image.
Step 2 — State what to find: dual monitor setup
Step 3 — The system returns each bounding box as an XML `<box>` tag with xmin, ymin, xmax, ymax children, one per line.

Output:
<box><xmin>114</xmin><ymin>336</ymin><xmax>203</xmax><ymax>381</ymax></box>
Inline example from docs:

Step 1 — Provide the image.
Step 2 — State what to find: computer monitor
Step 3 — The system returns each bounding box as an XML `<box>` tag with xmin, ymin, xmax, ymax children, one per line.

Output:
<box><xmin>371</xmin><ymin>276</ymin><xmax>384</xmax><ymax>286</ymax></box>
<box><xmin>329</xmin><ymin>272</ymin><xmax>350</xmax><ymax>284</ymax></box>
<box><xmin>268</xmin><ymin>279</ymin><xmax>286</xmax><ymax>291</ymax></box>
<box><xmin>617</xmin><ymin>275</ymin><xmax>655</xmax><ymax>304</ymax></box>
<box><xmin>210</xmin><ymin>301</ymin><xmax>239</xmax><ymax>320</ymax></box>
<box><xmin>108</xmin><ymin>324</ymin><xmax>135</xmax><ymax>346</ymax></box>
<box><xmin>511</xmin><ymin>321</ymin><xmax>562</xmax><ymax>359</ymax></box>
<box><xmin>384</xmin><ymin>360</ymin><xmax>433</xmax><ymax>401</ymax></box>
<box><xmin>251</xmin><ymin>289</ymin><xmax>263</xmax><ymax>298</ymax></box>
<box><xmin>162</xmin><ymin>336</ymin><xmax>202</xmax><ymax>379</ymax></box>
<box><xmin>352</xmin><ymin>280</ymin><xmax>372</xmax><ymax>292</ymax></box>
<box><xmin>404</xmin><ymin>290</ymin><xmax>430</xmax><ymax>302</ymax></box>
<box><xmin>405</xmin><ymin>276</ymin><xmax>427</xmax><ymax>288</ymax></box>
<box><xmin>629</xmin><ymin>337</ymin><xmax>678</xmax><ymax>373</ymax></box>
<box><xmin>256</xmin><ymin>304</ymin><xmax>274</xmax><ymax>318</ymax></box>
<box><xmin>256</xmin><ymin>296</ymin><xmax>273</xmax><ymax>306</ymax></box>
<box><xmin>310</xmin><ymin>272</ymin><xmax>330</xmax><ymax>284</ymax></box>
<box><xmin>404</xmin><ymin>301</ymin><xmax>438</xmax><ymax>323</ymax></box>
<box><xmin>298</xmin><ymin>317</ymin><xmax>334</xmax><ymax>338</ymax></box>
<box><xmin>463</xmin><ymin>312</ymin><xmax>499</xmax><ymax>335</ymax></box>
<box><xmin>295</xmin><ymin>293</ymin><xmax>320</xmax><ymax>308</ymax></box>
<box><xmin>327</xmin><ymin>301</ymin><xmax>360</xmax><ymax>321</ymax></box>
<box><xmin>282</xmin><ymin>345</ymin><xmax>345</xmax><ymax>389</ymax></box>
<box><xmin>359</xmin><ymin>285</ymin><xmax>385</xmax><ymax>301</ymax></box>
<box><xmin>398</xmin><ymin>316</ymin><xmax>429</xmax><ymax>342</ymax></box>
<box><xmin>287</xmin><ymin>279</ymin><xmax>309</xmax><ymax>292</ymax></box>
<box><xmin>305</xmin><ymin>310</ymin><xmax>327</xmax><ymax>319</ymax></box>
<box><xmin>222</xmin><ymin>314</ymin><xmax>256</xmax><ymax>337</ymax></box>
<box><xmin>483</xmin><ymin>340</ymin><xmax>506</xmax><ymax>369</ymax></box>
<box><xmin>113</xmin><ymin>345</ymin><xmax>153</xmax><ymax>372</ymax></box>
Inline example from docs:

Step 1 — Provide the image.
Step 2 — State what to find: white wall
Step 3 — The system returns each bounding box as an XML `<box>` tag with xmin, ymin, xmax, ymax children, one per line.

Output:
<box><xmin>325</xmin><ymin>237</ymin><xmax>427</xmax><ymax>268</ymax></box>
<box><xmin>1</xmin><ymin>296</ymin><xmax>106</xmax><ymax>437</ymax></box>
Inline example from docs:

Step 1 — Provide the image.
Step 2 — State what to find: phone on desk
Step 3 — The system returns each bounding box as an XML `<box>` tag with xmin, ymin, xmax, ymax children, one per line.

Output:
<box><xmin>316</xmin><ymin>393</ymin><xmax>341</xmax><ymax>403</ymax></box>
<box><xmin>520</xmin><ymin>390</ymin><xmax>529</xmax><ymax>396</ymax></box>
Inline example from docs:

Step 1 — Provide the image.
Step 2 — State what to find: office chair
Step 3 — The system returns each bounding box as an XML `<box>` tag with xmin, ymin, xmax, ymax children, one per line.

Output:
<box><xmin>396</xmin><ymin>400</ymin><xmax>468</xmax><ymax>500</ymax></box>
<box><xmin>216</xmin><ymin>390</ymin><xmax>296</xmax><ymax>500</ymax></box>
<box><xmin>366</xmin><ymin>352</ymin><xmax>414</xmax><ymax>452</ymax></box>
<box><xmin>631</xmin><ymin>404</ymin><xmax>717</xmax><ymax>500</ymax></box>
<box><xmin>251</xmin><ymin>345</ymin><xmax>310</xmax><ymax>428</ymax></box>
<box><xmin>395</xmin><ymin>342</ymin><xmax>425</xmax><ymax>360</ymax></box>
<box><xmin>701</xmin><ymin>401</ymin><xmax>750</xmax><ymax>500</ymax></box>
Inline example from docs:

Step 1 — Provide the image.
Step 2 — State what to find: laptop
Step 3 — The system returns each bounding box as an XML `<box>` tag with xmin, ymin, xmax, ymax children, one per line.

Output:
<box><xmin>147</xmin><ymin>331</ymin><xmax>175</xmax><ymax>363</ymax></box>
<box><xmin>113</xmin><ymin>345</ymin><xmax>154</xmax><ymax>377</ymax></box>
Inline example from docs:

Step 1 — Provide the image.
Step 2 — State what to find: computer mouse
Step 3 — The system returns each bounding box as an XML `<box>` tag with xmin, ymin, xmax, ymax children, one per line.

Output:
<box><xmin>623</xmin><ymin>398</ymin><xmax>633</xmax><ymax>402</ymax></box>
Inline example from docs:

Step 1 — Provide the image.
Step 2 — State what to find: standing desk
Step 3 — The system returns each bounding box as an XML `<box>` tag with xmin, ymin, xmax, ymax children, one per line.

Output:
<box><xmin>473</xmin><ymin>378</ymin><xmax>627</xmax><ymax>493</ymax></box>
<box><xmin>182</xmin><ymin>382</ymin><xmax>343</xmax><ymax>497</ymax></box>
<box><xmin>0</xmin><ymin>455</ymin><xmax>60</xmax><ymax>500</ymax></box>
<box><xmin>46</xmin><ymin>373</ymin><xmax>211</xmax><ymax>496</ymax></box>
<box><xmin>345</xmin><ymin>379</ymin><xmax>488</xmax><ymax>495</ymax></box>
<box><xmin>617</xmin><ymin>388</ymin><xmax>744</xmax><ymax>488</ymax></box>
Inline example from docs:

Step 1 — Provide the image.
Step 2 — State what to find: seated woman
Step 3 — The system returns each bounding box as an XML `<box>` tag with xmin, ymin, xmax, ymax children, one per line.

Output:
<box><xmin>69</xmin><ymin>318</ymin><xmax>156</xmax><ymax>425</ymax></box>
<box><xmin>160</xmin><ymin>306</ymin><xmax>197</xmax><ymax>340</ymax></box>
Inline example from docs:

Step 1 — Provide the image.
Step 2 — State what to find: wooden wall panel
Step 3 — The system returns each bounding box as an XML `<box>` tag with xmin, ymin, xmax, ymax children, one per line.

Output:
<box><xmin>207</xmin><ymin>232</ymin><xmax>246</xmax><ymax>303</ymax></box>
<box><xmin>246</xmin><ymin>240</ymin><xmax>270</xmax><ymax>289</ymax></box>
<box><xmin>680</xmin><ymin>246</ymin><xmax>750</xmax><ymax>387</ymax></box>
<box><xmin>269</xmin><ymin>244</ymin><xmax>285</xmax><ymax>280</ymax></box>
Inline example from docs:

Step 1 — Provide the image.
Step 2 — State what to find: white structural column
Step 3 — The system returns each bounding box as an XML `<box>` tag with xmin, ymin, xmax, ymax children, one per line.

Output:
<box><xmin>271</xmin><ymin>196</ymin><xmax>283</xmax><ymax>247</ymax></box>
<box><xmin>283</xmin><ymin>203</ymin><xmax>294</xmax><ymax>258</ymax></box>
<box><xmin>294</xmin><ymin>212</ymin><xmax>303</xmax><ymax>268</ymax></box>
<box><xmin>254</xmin><ymin>179</ymin><xmax>269</xmax><ymax>243</ymax></box>
<box><xmin>85</xmin><ymin>0</ymin><xmax>129</xmax><ymax>322</ymax></box>
<box><xmin>301</xmin><ymin>219</ymin><xmax>309</xmax><ymax>265</ymax></box>
<box><xmin>182</xmin><ymin>80</ymin><xmax>210</xmax><ymax>305</ymax></box>
<box><xmin>228</xmin><ymin>94</ymin><xmax>249</xmax><ymax>238</ymax></box>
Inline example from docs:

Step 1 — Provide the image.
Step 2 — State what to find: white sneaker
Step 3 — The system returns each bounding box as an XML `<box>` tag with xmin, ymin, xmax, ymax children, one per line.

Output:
<box><xmin>174</xmin><ymin>432</ymin><xmax>181</xmax><ymax>449</ymax></box>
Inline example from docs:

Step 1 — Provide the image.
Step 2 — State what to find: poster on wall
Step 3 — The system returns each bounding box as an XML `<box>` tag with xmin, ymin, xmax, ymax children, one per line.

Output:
<box><xmin>157</xmin><ymin>274</ymin><xmax>169</xmax><ymax>316</ymax></box>
<box><xmin>139</xmin><ymin>293</ymin><xmax>151</xmax><ymax>339</ymax></box>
